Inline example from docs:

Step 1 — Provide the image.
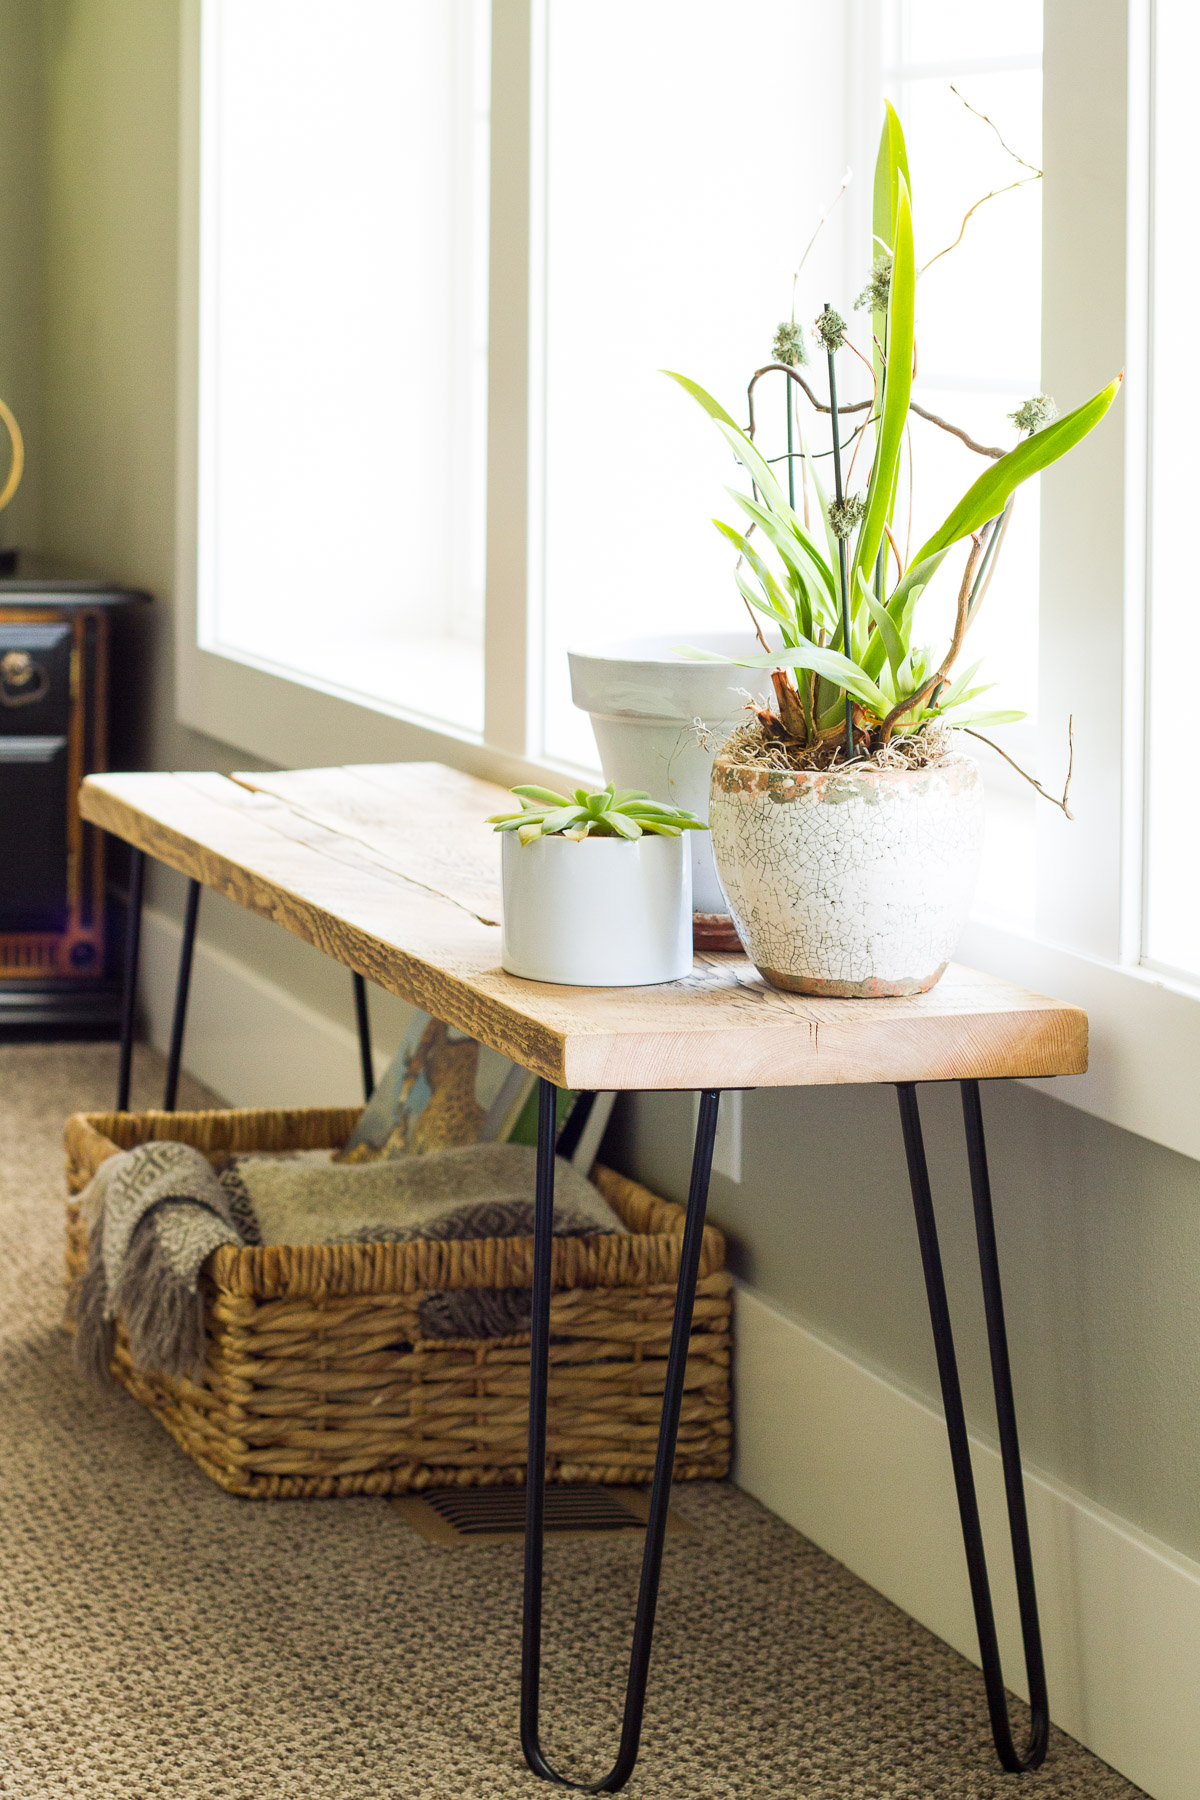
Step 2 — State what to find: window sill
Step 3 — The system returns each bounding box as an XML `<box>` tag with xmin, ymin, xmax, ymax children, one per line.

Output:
<box><xmin>179</xmin><ymin>645</ymin><xmax>1193</xmax><ymax>1162</ymax></box>
<box><xmin>958</xmin><ymin>915</ymin><xmax>1200</xmax><ymax>1164</ymax></box>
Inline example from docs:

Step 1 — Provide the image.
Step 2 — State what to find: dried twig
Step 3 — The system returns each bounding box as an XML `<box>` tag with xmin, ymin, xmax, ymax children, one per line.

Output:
<box><xmin>910</xmin><ymin>401</ymin><xmax>1004</xmax><ymax>459</ymax></box>
<box><xmin>951</xmin><ymin>85</ymin><xmax>1041</xmax><ymax>175</ymax></box>
<box><xmin>747</xmin><ymin>365</ymin><xmax>1004</xmax><ymax>460</ymax></box>
<box><xmin>920</xmin><ymin>176</ymin><xmax>1041</xmax><ymax>276</ymax></box>
<box><xmin>965</xmin><ymin>716</ymin><xmax>1075</xmax><ymax>820</ymax></box>
<box><xmin>921</xmin><ymin>87</ymin><xmax>1043</xmax><ymax>276</ymax></box>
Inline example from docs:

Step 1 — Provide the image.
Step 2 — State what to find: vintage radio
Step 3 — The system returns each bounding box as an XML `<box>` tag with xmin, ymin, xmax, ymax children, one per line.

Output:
<box><xmin>0</xmin><ymin>568</ymin><xmax>148</xmax><ymax>1034</ymax></box>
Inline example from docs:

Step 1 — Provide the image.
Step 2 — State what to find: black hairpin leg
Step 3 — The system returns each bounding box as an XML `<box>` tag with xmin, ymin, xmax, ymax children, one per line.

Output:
<box><xmin>522</xmin><ymin>1080</ymin><xmax>720</xmax><ymax>1792</ymax></box>
<box><xmin>163</xmin><ymin>879</ymin><xmax>201</xmax><ymax>1111</ymax></box>
<box><xmin>553</xmin><ymin>1091</ymin><xmax>596</xmax><ymax>1163</ymax></box>
<box><xmin>116</xmin><ymin>847</ymin><xmax>145</xmax><ymax>1113</ymax></box>
<box><xmin>896</xmin><ymin>1079</ymin><xmax>1050</xmax><ymax>1772</ymax></box>
<box><xmin>352</xmin><ymin>972</ymin><xmax>374</xmax><ymax>1101</ymax></box>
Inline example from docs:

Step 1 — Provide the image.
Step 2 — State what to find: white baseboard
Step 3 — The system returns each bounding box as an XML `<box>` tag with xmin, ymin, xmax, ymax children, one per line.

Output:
<box><xmin>733</xmin><ymin>1283</ymin><xmax>1200</xmax><ymax>1800</ymax></box>
<box><xmin>139</xmin><ymin>904</ymin><xmax>377</xmax><ymax>1107</ymax></box>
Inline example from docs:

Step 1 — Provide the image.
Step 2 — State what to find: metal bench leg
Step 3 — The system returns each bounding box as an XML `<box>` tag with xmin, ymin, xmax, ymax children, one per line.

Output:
<box><xmin>163</xmin><ymin>879</ymin><xmax>201</xmax><ymax>1111</ymax></box>
<box><xmin>521</xmin><ymin>1080</ymin><xmax>721</xmax><ymax>1792</ymax></box>
<box><xmin>116</xmin><ymin>848</ymin><xmax>145</xmax><ymax>1112</ymax></box>
<box><xmin>352</xmin><ymin>972</ymin><xmax>374</xmax><ymax>1101</ymax></box>
<box><xmin>896</xmin><ymin>1080</ymin><xmax>1050</xmax><ymax>1772</ymax></box>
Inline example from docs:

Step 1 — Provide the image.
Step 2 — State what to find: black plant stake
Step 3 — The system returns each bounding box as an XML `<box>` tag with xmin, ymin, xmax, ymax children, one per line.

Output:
<box><xmin>824</xmin><ymin>303</ymin><xmax>856</xmax><ymax>763</ymax></box>
<box><xmin>785</xmin><ymin>373</ymin><xmax>796</xmax><ymax>512</ymax></box>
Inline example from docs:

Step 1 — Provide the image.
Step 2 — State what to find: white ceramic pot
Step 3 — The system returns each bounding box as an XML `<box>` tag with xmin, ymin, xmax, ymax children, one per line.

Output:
<box><xmin>568</xmin><ymin>634</ymin><xmax>772</xmax><ymax>916</ymax></box>
<box><xmin>709</xmin><ymin>753</ymin><xmax>984</xmax><ymax>996</ymax></box>
<box><xmin>500</xmin><ymin>832</ymin><xmax>692</xmax><ymax>986</ymax></box>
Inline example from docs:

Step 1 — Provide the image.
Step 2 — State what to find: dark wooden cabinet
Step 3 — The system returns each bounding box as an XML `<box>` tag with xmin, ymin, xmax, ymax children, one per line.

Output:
<box><xmin>0</xmin><ymin>566</ymin><xmax>149</xmax><ymax>1035</ymax></box>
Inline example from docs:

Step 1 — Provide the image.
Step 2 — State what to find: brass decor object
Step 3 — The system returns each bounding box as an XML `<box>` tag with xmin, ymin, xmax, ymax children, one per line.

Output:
<box><xmin>64</xmin><ymin>1104</ymin><xmax>732</xmax><ymax>1500</ymax></box>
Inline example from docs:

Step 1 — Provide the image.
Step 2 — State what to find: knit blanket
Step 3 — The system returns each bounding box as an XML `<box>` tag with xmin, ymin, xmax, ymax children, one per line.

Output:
<box><xmin>73</xmin><ymin>1140</ymin><xmax>626</xmax><ymax>1383</ymax></box>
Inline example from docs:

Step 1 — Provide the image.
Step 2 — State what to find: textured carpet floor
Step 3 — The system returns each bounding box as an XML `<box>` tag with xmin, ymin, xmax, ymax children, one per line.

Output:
<box><xmin>0</xmin><ymin>1042</ymin><xmax>1147</xmax><ymax>1799</ymax></box>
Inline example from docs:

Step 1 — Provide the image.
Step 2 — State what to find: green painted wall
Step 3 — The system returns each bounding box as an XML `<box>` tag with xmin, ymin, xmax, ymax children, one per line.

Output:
<box><xmin>0</xmin><ymin>0</ymin><xmax>47</xmax><ymax>554</ymax></box>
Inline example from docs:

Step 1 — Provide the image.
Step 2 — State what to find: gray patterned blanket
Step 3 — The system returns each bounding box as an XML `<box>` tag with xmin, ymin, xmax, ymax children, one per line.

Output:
<box><xmin>73</xmin><ymin>1140</ymin><xmax>626</xmax><ymax>1382</ymax></box>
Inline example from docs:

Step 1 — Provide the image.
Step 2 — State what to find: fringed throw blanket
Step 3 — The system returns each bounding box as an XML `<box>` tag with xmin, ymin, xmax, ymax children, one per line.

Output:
<box><xmin>74</xmin><ymin>1141</ymin><xmax>626</xmax><ymax>1383</ymax></box>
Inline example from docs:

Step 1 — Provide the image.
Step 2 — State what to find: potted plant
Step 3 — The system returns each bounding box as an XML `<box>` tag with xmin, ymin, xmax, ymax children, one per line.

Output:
<box><xmin>488</xmin><ymin>784</ymin><xmax>707</xmax><ymax>987</ymax></box>
<box><xmin>666</xmin><ymin>103</ymin><xmax>1119</xmax><ymax>996</ymax></box>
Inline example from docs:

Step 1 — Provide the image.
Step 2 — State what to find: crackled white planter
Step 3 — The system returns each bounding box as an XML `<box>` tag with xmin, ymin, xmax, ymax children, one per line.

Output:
<box><xmin>500</xmin><ymin>832</ymin><xmax>692</xmax><ymax>987</ymax></box>
<box><xmin>708</xmin><ymin>753</ymin><xmax>984</xmax><ymax>996</ymax></box>
<box><xmin>568</xmin><ymin>634</ymin><xmax>772</xmax><ymax>917</ymax></box>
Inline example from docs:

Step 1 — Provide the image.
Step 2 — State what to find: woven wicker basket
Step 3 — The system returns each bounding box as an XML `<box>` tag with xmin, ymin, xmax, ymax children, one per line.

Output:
<box><xmin>64</xmin><ymin>1106</ymin><xmax>732</xmax><ymax>1500</ymax></box>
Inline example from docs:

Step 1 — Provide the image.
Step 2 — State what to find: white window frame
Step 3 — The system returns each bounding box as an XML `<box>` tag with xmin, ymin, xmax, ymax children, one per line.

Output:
<box><xmin>175</xmin><ymin>0</ymin><xmax>1200</xmax><ymax>1162</ymax></box>
<box><xmin>174</xmin><ymin>0</ymin><xmax>558</xmax><ymax>791</ymax></box>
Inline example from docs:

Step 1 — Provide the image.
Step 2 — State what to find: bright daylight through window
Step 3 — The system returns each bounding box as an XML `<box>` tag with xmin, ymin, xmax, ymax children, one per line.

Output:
<box><xmin>881</xmin><ymin>0</ymin><xmax>1044</xmax><ymax>923</ymax></box>
<box><xmin>538</xmin><ymin>2</ymin><xmax>1046</xmax><ymax>933</ymax></box>
<box><xmin>194</xmin><ymin>0</ymin><xmax>1048</xmax><ymax>914</ymax></box>
<box><xmin>1143</xmin><ymin>0</ymin><xmax>1200</xmax><ymax>982</ymax></box>
<box><xmin>196</xmin><ymin>0</ymin><xmax>490</xmax><ymax>735</ymax></box>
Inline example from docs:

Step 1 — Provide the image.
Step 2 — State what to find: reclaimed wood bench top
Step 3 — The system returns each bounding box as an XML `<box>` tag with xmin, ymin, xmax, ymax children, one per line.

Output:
<box><xmin>79</xmin><ymin>762</ymin><xmax>1087</xmax><ymax>1091</ymax></box>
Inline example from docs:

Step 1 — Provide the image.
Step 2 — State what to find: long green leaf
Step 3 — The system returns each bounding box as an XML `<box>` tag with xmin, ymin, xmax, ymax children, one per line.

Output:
<box><xmin>661</xmin><ymin>369</ymin><xmax>740</xmax><ymax>428</ymax></box>
<box><xmin>800</xmin><ymin>431</ymin><xmax>842</xmax><ymax>578</ymax></box>
<box><xmin>910</xmin><ymin>377</ymin><xmax>1123</xmax><ymax>567</ymax></box>
<box><xmin>714</xmin><ymin>520</ymin><xmax>798</xmax><ymax>627</ymax></box>
<box><xmin>712</xmin><ymin>419</ymin><xmax>793</xmax><ymax>515</ymax></box>
<box><xmin>727</xmin><ymin>489</ymin><xmax>837</xmax><ymax>602</ymax></box>
<box><xmin>733</xmin><ymin>567</ymin><xmax>795</xmax><ymax>639</ymax></box>
<box><xmin>873</xmin><ymin>100</ymin><xmax>911</xmax><ymax>257</ymax></box>
<box><xmin>863</xmin><ymin>585</ymin><xmax>905</xmax><ymax>683</ymax></box>
<box><xmin>851</xmin><ymin>172</ymin><xmax>915</xmax><ymax>597</ymax></box>
<box><xmin>941</xmin><ymin>707</ymin><xmax>1026</xmax><ymax>727</ymax></box>
<box><xmin>717</xmin><ymin>642</ymin><xmax>889</xmax><ymax>711</ymax></box>
<box><xmin>871</xmin><ymin>102</ymin><xmax>910</xmax><ymax>385</ymax></box>
<box><xmin>932</xmin><ymin>658</ymin><xmax>985</xmax><ymax>710</ymax></box>
<box><xmin>882</xmin><ymin>547</ymin><xmax>948</xmax><ymax>642</ymax></box>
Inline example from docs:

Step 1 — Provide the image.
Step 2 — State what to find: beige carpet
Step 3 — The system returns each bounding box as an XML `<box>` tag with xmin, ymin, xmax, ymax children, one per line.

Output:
<box><xmin>0</xmin><ymin>1041</ymin><xmax>1146</xmax><ymax>1800</ymax></box>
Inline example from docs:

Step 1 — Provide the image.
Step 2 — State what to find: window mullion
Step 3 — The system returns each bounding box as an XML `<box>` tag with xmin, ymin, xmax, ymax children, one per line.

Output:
<box><xmin>483</xmin><ymin>0</ymin><xmax>539</xmax><ymax>756</ymax></box>
<box><xmin>1035</xmin><ymin>0</ymin><xmax>1131</xmax><ymax>962</ymax></box>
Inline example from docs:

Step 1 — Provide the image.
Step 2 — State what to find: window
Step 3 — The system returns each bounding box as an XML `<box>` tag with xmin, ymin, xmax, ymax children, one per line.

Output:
<box><xmin>881</xmin><ymin>0</ymin><xmax>1045</xmax><ymax>925</ymax></box>
<box><xmin>535</xmin><ymin>0</ymin><xmax>845</xmax><ymax>769</ymax></box>
<box><xmin>1143</xmin><ymin>0</ymin><xmax>1200</xmax><ymax>982</ymax></box>
<box><xmin>195</xmin><ymin>0</ymin><xmax>490</xmax><ymax>736</ymax></box>
<box><xmin>178</xmin><ymin>0</ymin><xmax>1200</xmax><ymax>1154</ymax></box>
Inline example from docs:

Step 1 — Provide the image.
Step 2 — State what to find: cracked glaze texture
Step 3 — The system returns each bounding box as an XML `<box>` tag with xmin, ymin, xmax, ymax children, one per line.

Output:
<box><xmin>709</xmin><ymin>754</ymin><xmax>984</xmax><ymax>996</ymax></box>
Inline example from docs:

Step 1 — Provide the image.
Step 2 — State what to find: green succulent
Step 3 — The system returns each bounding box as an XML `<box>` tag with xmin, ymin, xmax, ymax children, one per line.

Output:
<box><xmin>488</xmin><ymin>783</ymin><xmax>709</xmax><ymax>847</ymax></box>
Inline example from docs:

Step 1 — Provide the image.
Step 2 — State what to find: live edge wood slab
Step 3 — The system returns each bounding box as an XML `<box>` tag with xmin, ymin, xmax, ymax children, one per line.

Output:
<box><xmin>79</xmin><ymin>763</ymin><xmax>1087</xmax><ymax>1093</ymax></box>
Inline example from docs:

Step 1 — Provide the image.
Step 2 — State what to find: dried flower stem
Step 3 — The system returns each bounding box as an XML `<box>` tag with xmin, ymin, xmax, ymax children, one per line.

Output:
<box><xmin>950</xmin><ymin>85</ymin><xmax>1042</xmax><ymax>176</ymax></box>
<box><xmin>921</xmin><ymin>89</ymin><xmax>1043</xmax><ymax>277</ymax></box>
<box><xmin>910</xmin><ymin>402</ymin><xmax>1004</xmax><ymax>459</ymax></box>
<box><xmin>789</xmin><ymin>169</ymin><xmax>852</xmax><ymax>320</ymax></box>
<box><xmin>964</xmin><ymin>717</ymin><xmax>1075</xmax><ymax>820</ymax></box>
<box><xmin>920</xmin><ymin>176</ymin><xmax>1041</xmax><ymax>277</ymax></box>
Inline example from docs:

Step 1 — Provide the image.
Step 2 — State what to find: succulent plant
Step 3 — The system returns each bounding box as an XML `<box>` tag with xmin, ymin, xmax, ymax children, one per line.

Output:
<box><xmin>488</xmin><ymin>784</ymin><xmax>709</xmax><ymax>847</ymax></box>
